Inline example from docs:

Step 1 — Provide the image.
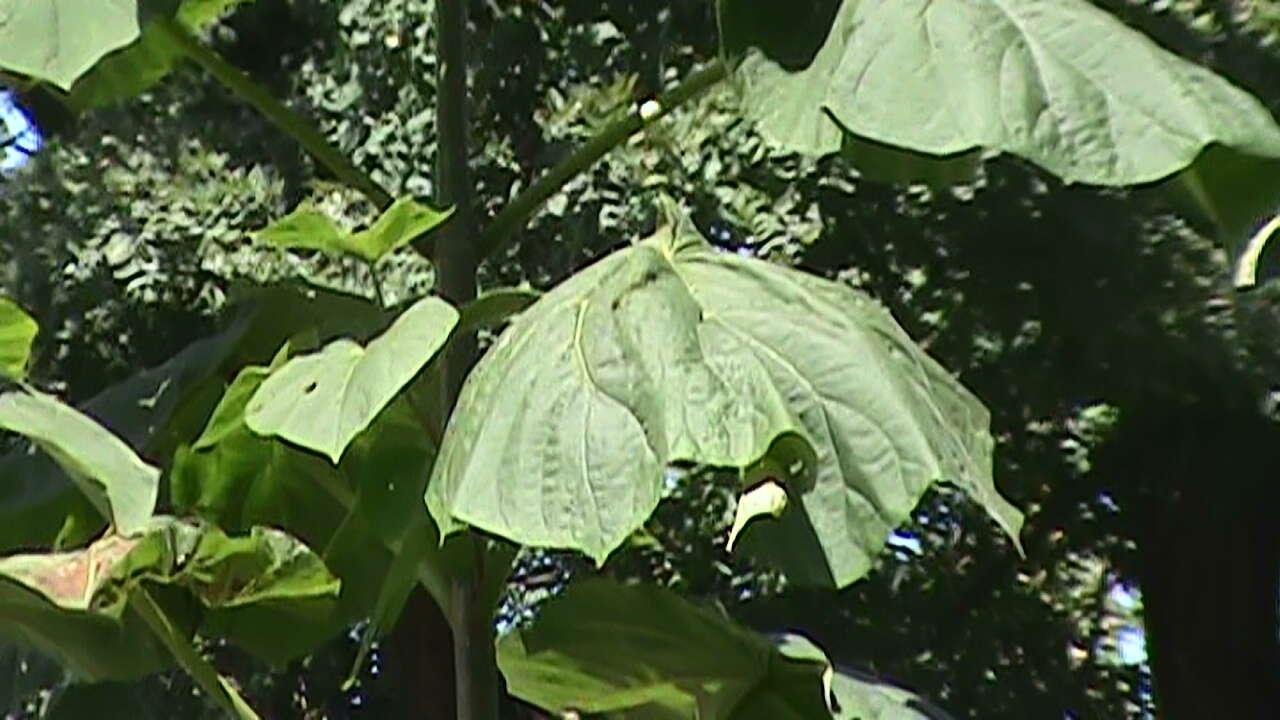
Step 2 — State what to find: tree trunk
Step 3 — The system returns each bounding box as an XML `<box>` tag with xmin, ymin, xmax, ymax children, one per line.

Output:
<box><xmin>1125</xmin><ymin>403</ymin><xmax>1280</xmax><ymax>718</ymax></box>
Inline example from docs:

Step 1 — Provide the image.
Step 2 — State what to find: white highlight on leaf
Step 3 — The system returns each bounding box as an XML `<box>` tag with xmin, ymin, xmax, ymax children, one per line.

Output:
<box><xmin>727</xmin><ymin>480</ymin><xmax>788</xmax><ymax>551</ymax></box>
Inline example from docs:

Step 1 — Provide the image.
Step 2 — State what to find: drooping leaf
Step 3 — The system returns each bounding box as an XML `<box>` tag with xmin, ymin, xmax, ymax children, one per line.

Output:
<box><xmin>0</xmin><ymin>285</ymin><xmax>377</xmax><ymax>556</ymax></box>
<box><xmin>0</xmin><ymin>0</ymin><xmax>144</xmax><ymax>90</ymax></box>
<box><xmin>0</xmin><ymin>390</ymin><xmax>159</xmax><ymax>537</ymax></box>
<box><xmin>0</xmin><ymin>297</ymin><xmax>36</xmax><ymax>380</ymax></box>
<box><xmin>719</xmin><ymin>0</ymin><xmax>1280</xmax><ymax>186</ymax></box>
<box><xmin>245</xmin><ymin>295</ymin><xmax>457</xmax><ymax>463</ymax></box>
<box><xmin>0</xmin><ymin>516</ymin><xmax>338</xmax><ymax>687</ymax></box>
<box><xmin>498</xmin><ymin>580</ymin><xmax>837</xmax><ymax>718</ymax></box>
<box><xmin>253</xmin><ymin>196</ymin><xmax>453</xmax><ymax>264</ymax></box>
<box><xmin>429</xmin><ymin>202</ymin><xmax>1021</xmax><ymax>588</ymax></box>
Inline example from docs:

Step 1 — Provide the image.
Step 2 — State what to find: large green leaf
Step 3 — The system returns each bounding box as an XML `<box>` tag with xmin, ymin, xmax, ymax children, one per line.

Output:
<box><xmin>245</xmin><ymin>295</ymin><xmax>458</xmax><ymax>463</ymax></box>
<box><xmin>0</xmin><ymin>0</ymin><xmax>145</xmax><ymax>90</ymax></box>
<box><xmin>428</xmin><ymin>204</ymin><xmax>1021</xmax><ymax>588</ymax></box>
<box><xmin>253</xmin><ymin>196</ymin><xmax>453</xmax><ymax>265</ymax></box>
<box><xmin>719</xmin><ymin>0</ymin><xmax>1280</xmax><ymax>186</ymax></box>
<box><xmin>0</xmin><ymin>297</ymin><xmax>36</xmax><ymax>380</ymax></box>
<box><xmin>498</xmin><ymin>580</ymin><xmax>858</xmax><ymax>718</ymax></box>
<box><xmin>0</xmin><ymin>390</ymin><xmax>159</xmax><ymax>537</ymax></box>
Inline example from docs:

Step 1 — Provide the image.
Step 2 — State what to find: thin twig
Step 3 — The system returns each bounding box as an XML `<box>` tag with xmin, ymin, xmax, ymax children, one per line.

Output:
<box><xmin>160</xmin><ymin>19</ymin><xmax>393</xmax><ymax>210</ymax></box>
<box><xmin>475</xmin><ymin>59</ymin><xmax>729</xmax><ymax>263</ymax></box>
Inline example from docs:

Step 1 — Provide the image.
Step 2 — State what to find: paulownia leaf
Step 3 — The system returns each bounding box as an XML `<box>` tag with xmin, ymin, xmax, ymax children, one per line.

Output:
<box><xmin>428</xmin><ymin>202</ymin><xmax>1021</xmax><ymax>588</ymax></box>
<box><xmin>173</xmin><ymin>351</ymin><xmax>461</xmax><ymax>657</ymax></box>
<box><xmin>0</xmin><ymin>296</ymin><xmax>36</xmax><ymax>380</ymax></box>
<box><xmin>0</xmin><ymin>516</ymin><xmax>338</xmax><ymax>684</ymax></box>
<box><xmin>0</xmin><ymin>285</ymin><xmax>382</xmax><ymax>556</ymax></box>
<box><xmin>63</xmin><ymin>0</ymin><xmax>253</xmax><ymax>109</ymax></box>
<box><xmin>0</xmin><ymin>0</ymin><xmax>145</xmax><ymax>90</ymax></box>
<box><xmin>826</xmin><ymin>666</ymin><xmax>955</xmax><ymax>720</ymax></box>
<box><xmin>0</xmin><ymin>390</ymin><xmax>159</xmax><ymax>537</ymax></box>
<box><xmin>253</xmin><ymin>196</ymin><xmax>453</xmax><ymax>264</ymax></box>
<box><xmin>245</xmin><ymin>295</ymin><xmax>457</xmax><ymax>463</ymax></box>
<box><xmin>499</xmin><ymin>580</ymin><xmax>944</xmax><ymax>719</ymax></box>
<box><xmin>719</xmin><ymin>0</ymin><xmax>1280</xmax><ymax>186</ymax></box>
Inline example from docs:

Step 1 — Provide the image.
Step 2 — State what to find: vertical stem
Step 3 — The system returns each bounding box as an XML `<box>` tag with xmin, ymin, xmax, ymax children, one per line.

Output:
<box><xmin>431</xmin><ymin>2</ymin><xmax>496</xmax><ymax>720</ymax></box>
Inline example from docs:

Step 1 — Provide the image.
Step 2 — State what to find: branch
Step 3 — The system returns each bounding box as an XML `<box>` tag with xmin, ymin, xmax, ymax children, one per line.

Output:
<box><xmin>159</xmin><ymin>19</ymin><xmax>393</xmax><ymax>211</ymax></box>
<box><xmin>475</xmin><ymin>58</ymin><xmax>729</xmax><ymax>263</ymax></box>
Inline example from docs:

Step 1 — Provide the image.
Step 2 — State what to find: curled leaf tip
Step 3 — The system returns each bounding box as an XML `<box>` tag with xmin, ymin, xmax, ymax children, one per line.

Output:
<box><xmin>727</xmin><ymin>480</ymin><xmax>788</xmax><ymax>552</ymax></box>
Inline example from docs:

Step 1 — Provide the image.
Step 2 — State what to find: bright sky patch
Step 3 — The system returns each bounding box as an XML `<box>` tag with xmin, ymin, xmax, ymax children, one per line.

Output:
<box><xmin>0</xmin><ymin>90</ymin><xmax>42</xmax><ymax>173</ymax></box>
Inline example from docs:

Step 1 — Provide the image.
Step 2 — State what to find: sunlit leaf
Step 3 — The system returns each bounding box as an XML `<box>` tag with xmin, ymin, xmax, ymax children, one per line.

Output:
<box><xmin>245</xmin><ymin>295</ymin><xmax>457</xmax><ymax>463</ymax></box>
<box><xmin>0</xmin><ymin>0</ymin><xmax>144</xmax><ymax>90</ymax></box>
<box><xmin>254</xmin><ymin>196</ymin><xmax>453</xmax><ymax>264</ymax></box>
<box><xmin>67</xmin><ymin>0</ymin><xmax>255</xmax><ymax>109</ymax></box>
<box><xmin>0</xmin><ymin>391</ymin><xmax>159</xmax><ymax>537</ymax></box>
<box><xmin>429</xmin><ymin>200</ymin><xmax>1022</xmax><ymax>588</ymax></box>
<box><xmin>0</xmin><ymin>297</ymin><xmax>36</xmax><ymax>380</ymax></box>
<box><xmin>727</xmin><ymin>480</ymin><xmax>787</xmax><ymax>552</ymax></box>
<box><xmin>720</xmin><ymin>0</ymin><xmax>1280</xmax><ymax>186</ymax></box>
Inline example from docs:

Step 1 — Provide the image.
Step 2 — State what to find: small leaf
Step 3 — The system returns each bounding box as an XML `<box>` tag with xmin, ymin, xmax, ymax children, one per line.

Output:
<box><xmin>0</xmin><ymin>297</ymin><xmax>37</xmax><ymax>380</ymax></box>
<box><xmin>251</xmin><ymin>204</ymin><xmax>348</xmax><ymax>255</ymax></box>
<box><xmin>727</xmin><ymin>480</ymin><xmax>787</xmax><ymax>552</ymax></box>
<box><xmin>0</xmin><ymin>390</ymin><xmax>159</xmax><ymax>536</ymax></box>
<box><xmin>349</xmin><ymin>196</ymin><xmax>454</xmax><ymax>263</ymax></box>
<box><xmin>254</xmin><ymin>196</ymin><xmax>453</xmax><ymax>264</ymax></box>
<box><xmin>246</xmin><ymin>296</ymin><xmax>458</xmax><ymax>463</ymax></box>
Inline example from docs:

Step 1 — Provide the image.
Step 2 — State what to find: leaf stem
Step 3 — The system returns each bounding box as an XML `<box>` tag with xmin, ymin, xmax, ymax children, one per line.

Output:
<box><xmin>158</xmin><ymin>19</ymin><xmax>393</xmax><ymax>211</ymax></box>
<box><xmin>130</xmin><ymin>588</ymin><xmax>261</xmax><ymax>719</ymax></box>
<box><xmin>476</xmin><ymin>58</ymin><xmax>729</xmax><ymax>262</ymax></box>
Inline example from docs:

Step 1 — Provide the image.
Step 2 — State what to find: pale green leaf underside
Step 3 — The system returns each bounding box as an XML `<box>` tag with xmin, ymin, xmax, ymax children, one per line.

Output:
<box><xmin>727</xmin><ymin>0</ymin><xmax>1280</xmax><ymax>185</ymax></box>
<box><xmin>246</xmin><ymin>295</ymin><xmax>458</xmax><ymax>463</ymax></box>
<box><xmin>0</xmin><ymin>390</ymin><xmax>159</xmax><ymax>536</ymax></box>
<box><xmin>0</xmin><ymin>0</ymin><xmax>141</xmax><ymax>89</ymax></box>
<box><xmin>0</xmin><ymin>298</ymin><xmax>37</xmax><ymax>380</ymax></box>
<box><xmin>254</xmin><ymin>196</ymin><xmax>453</xmax><ymax>264</ymax></box>
<box><xmin>497</xmin><ymin>580</ymin><xmax>828</xmax><ymax>719</ymax></box>
<box><xmin>429</xmin><ymin>207</ymin><xmax>1022</xmax><ymax>588</ymax></box>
